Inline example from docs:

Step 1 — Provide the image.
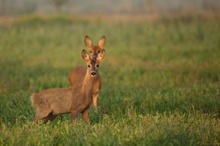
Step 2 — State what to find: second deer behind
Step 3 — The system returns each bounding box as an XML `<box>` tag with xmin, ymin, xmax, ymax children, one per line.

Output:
<box><xmin>69</xmin><ymin>36</ymin><xmax>106</xmax><ymax>110</ymax></box>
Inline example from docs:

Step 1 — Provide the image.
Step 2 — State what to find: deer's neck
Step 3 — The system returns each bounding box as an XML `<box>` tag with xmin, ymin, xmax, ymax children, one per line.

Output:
<box><xmin>81</xmin><ymin>71</ymin><xmax>95</xmax><ymax>99</ymax></box>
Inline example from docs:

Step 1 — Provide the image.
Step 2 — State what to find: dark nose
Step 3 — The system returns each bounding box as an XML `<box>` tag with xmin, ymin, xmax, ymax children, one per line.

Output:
<box><xmin>91</xmin><ymin>71</ymin><xmax>96</xmax><ymax>76</ymax></box>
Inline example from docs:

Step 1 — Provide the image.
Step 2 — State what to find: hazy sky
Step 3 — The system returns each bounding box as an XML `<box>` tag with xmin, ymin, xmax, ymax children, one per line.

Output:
<box><xmin>0</xmin><ymin>0</ymin><xmax>220</xmax><ymax>15</ymax></box>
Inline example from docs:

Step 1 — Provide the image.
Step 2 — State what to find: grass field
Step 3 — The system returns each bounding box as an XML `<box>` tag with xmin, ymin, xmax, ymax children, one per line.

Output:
<box><xmin>0</xmin><ymin>15</ymin><xmax>220</xmax><ymax>145</ymax></box>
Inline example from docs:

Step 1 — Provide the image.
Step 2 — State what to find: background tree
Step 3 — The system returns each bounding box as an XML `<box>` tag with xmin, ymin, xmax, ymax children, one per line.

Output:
<box><xmin>144</xmin><ymin>0</ymin><xmax>154</xmax><ymax>15</ymax></box>
<box><xmin>53</xmin><ymin>0</ymin><xmax>68</xmax><ymax>12</ymax></box>
<box><xmin>0</xmin><ymin>0</ymin><xmax>7</xmax><ymax>15</ymax></box>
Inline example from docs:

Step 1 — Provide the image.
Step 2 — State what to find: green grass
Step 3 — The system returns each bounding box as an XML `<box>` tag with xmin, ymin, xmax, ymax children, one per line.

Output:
<box><xmin>0</xmin><ymin>15</ymin><xmax>220</xmax><ymax>145</ymax></box>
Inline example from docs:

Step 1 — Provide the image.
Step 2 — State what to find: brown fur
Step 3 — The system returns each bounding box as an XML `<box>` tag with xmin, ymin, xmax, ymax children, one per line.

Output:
<box><xmin>31</xmin><ymin>49</ymin><xmax>105</xmax><ymax>124</ymax></box>
<box><xmin>69</xmin><ymin>36</ymin><xmax>106</xmax><ymax>109</ymax></box>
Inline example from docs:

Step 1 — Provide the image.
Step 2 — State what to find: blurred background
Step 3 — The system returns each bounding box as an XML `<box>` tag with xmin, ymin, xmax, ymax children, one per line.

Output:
<box><xmin>0</xmin><ymin>0</ymin><xmax>220</xmax><ymax>16</ymax></box>
<box><xmin>0</xmin><ymin>1</ymin><xmax>220</xmax><ymax>144</ymax></box>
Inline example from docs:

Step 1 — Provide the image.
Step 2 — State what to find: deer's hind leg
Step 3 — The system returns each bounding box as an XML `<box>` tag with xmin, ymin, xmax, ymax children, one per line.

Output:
<box><xmin>33</xmin><ymin>107</ymin><xmax>53</xmax><ymax>124</ymax></box>
<box><xmin>43</xmin><ymin>112</ymin><xmax>57</xmax><ymax>122</ymax></box>
<box><xmin>34</xmin><ymin>112</ymin><xmax>56</xmax><ymax>124</ymax></box>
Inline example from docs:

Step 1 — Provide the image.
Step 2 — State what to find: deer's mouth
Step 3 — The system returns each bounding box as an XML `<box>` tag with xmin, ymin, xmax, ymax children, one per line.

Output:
<box><xmin>91</xmin><ymin>71</ymin><xmax>97</xmax><ymax>77</ymax></box>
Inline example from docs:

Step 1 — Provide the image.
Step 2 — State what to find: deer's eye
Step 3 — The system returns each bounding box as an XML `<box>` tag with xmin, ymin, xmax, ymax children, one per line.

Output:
<box><xmin>96</xmin><ymin>64</ymin><xmax>99</xmax><ymax>68</ymax></box>
<box><xmin>90</xmin><ymin>51</ymin><xmax>92</xmax><ymax>53</ymax></box>
<box><xmin>88</xmin><ymin>65</ymin><xmax>91</xmax><ymax>68</ymax></box>
<box><xmin>98</xmin><ymin>50</ymin><xmax>100</xmax><ymax>53</ymax></box>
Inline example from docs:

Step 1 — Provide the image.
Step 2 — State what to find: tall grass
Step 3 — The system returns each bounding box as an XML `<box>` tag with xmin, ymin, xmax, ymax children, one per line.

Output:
<box><xmin>0</xmin><ymin>15</ymin><xmax>219</xmax><ymax>145</ymax></box>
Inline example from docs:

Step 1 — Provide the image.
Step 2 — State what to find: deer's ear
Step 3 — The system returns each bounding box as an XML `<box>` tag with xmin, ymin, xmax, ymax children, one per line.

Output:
<box><xmin>98</xmin><ymin>36</ymin><xmax>106</xmax><ymax>49</ymax></box>
<box><xmin>82</xmin><ymin>49</ymin><xmax>90</xmax><ymax>62</ymax></box>
<box><xmin>97</xmin><ymin>49</ymin><xmax>106</xmax><ymax>62</ymax></box>
<box><xmin>85</xmin><ymin>35</ymin><xmax>93</xmax><ymax>48</ymax></box>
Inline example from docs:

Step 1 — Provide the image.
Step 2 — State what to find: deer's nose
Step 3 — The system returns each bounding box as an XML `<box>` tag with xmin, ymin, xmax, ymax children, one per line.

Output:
<box><xmin>91</xmin><ymin>71</ymin><xmax>96</xmax><ymax>76</ymax></box>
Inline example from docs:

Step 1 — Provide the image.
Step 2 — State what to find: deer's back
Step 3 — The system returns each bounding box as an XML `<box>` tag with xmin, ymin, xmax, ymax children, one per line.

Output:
<box><xmin>32</xmin><ymin>86</ymin><xmax>82</xmax><ymax>114</ymax></box>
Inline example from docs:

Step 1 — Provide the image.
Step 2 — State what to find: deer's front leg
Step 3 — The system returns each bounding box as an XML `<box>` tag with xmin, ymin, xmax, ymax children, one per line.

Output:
<box><xmin>93</xmin><ymin>75</ymin><xmax>101</xmax><ymax>111</ymax></box>
<box><xmin>92</xmin><ymin>91</ymin><xmax>99</xmax><ymax>111</ymax></box>
<box><xmin>81</xmin><ymin>107</ymin><xmax>90</xmax><ymax>124</ymax></box>
<box><xmin>71</xmin><ymin>112</ymin><xmax>78</xmax><ymax>124</ymax></box>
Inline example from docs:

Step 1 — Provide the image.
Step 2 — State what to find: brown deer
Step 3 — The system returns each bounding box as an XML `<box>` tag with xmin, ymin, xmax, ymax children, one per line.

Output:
<box><xmin>31</xmin><ymin>49</ymin><xmax>106</xmax><ymax>124</ymax></box>
<box><xmin>69</xmin><ymin>36</ymin><xmax>106</xmax><ymax>110</ymax></box>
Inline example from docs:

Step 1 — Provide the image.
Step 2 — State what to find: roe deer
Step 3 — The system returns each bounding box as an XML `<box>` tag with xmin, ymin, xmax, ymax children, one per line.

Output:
<box><xmin>31</xmin><ymin>49</ymin><xmax>106</xmax><ymax>124</ymax></box>
<box><xmin>69</xmin><ymin>35</ymin><xmax>106</xmax><ymax>110</ymax></box>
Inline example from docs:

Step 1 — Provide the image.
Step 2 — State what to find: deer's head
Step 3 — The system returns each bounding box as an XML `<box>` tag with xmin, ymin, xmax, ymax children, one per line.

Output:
<box><xmin>84</xmin><ymin>35</ymin><xmax>106</xmax><ymax>60</ymax></box>
<box><xmin>81</xmin><ymin>49</ymin><xmax>106</xmax><ymax>77</ymax></box>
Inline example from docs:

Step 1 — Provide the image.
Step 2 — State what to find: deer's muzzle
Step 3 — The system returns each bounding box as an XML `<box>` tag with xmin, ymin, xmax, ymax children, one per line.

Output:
<box><xmin>91</xmin><ymin>71</ymin><xmax>97</xmax><ymax>77</ymax></box>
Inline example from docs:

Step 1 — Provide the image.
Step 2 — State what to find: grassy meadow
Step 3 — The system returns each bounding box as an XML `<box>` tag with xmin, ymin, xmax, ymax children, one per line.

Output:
<box><xmin>0</xmin><ymin>15</ymin><xmax>220</xmax><ymax>145</ymax></box>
